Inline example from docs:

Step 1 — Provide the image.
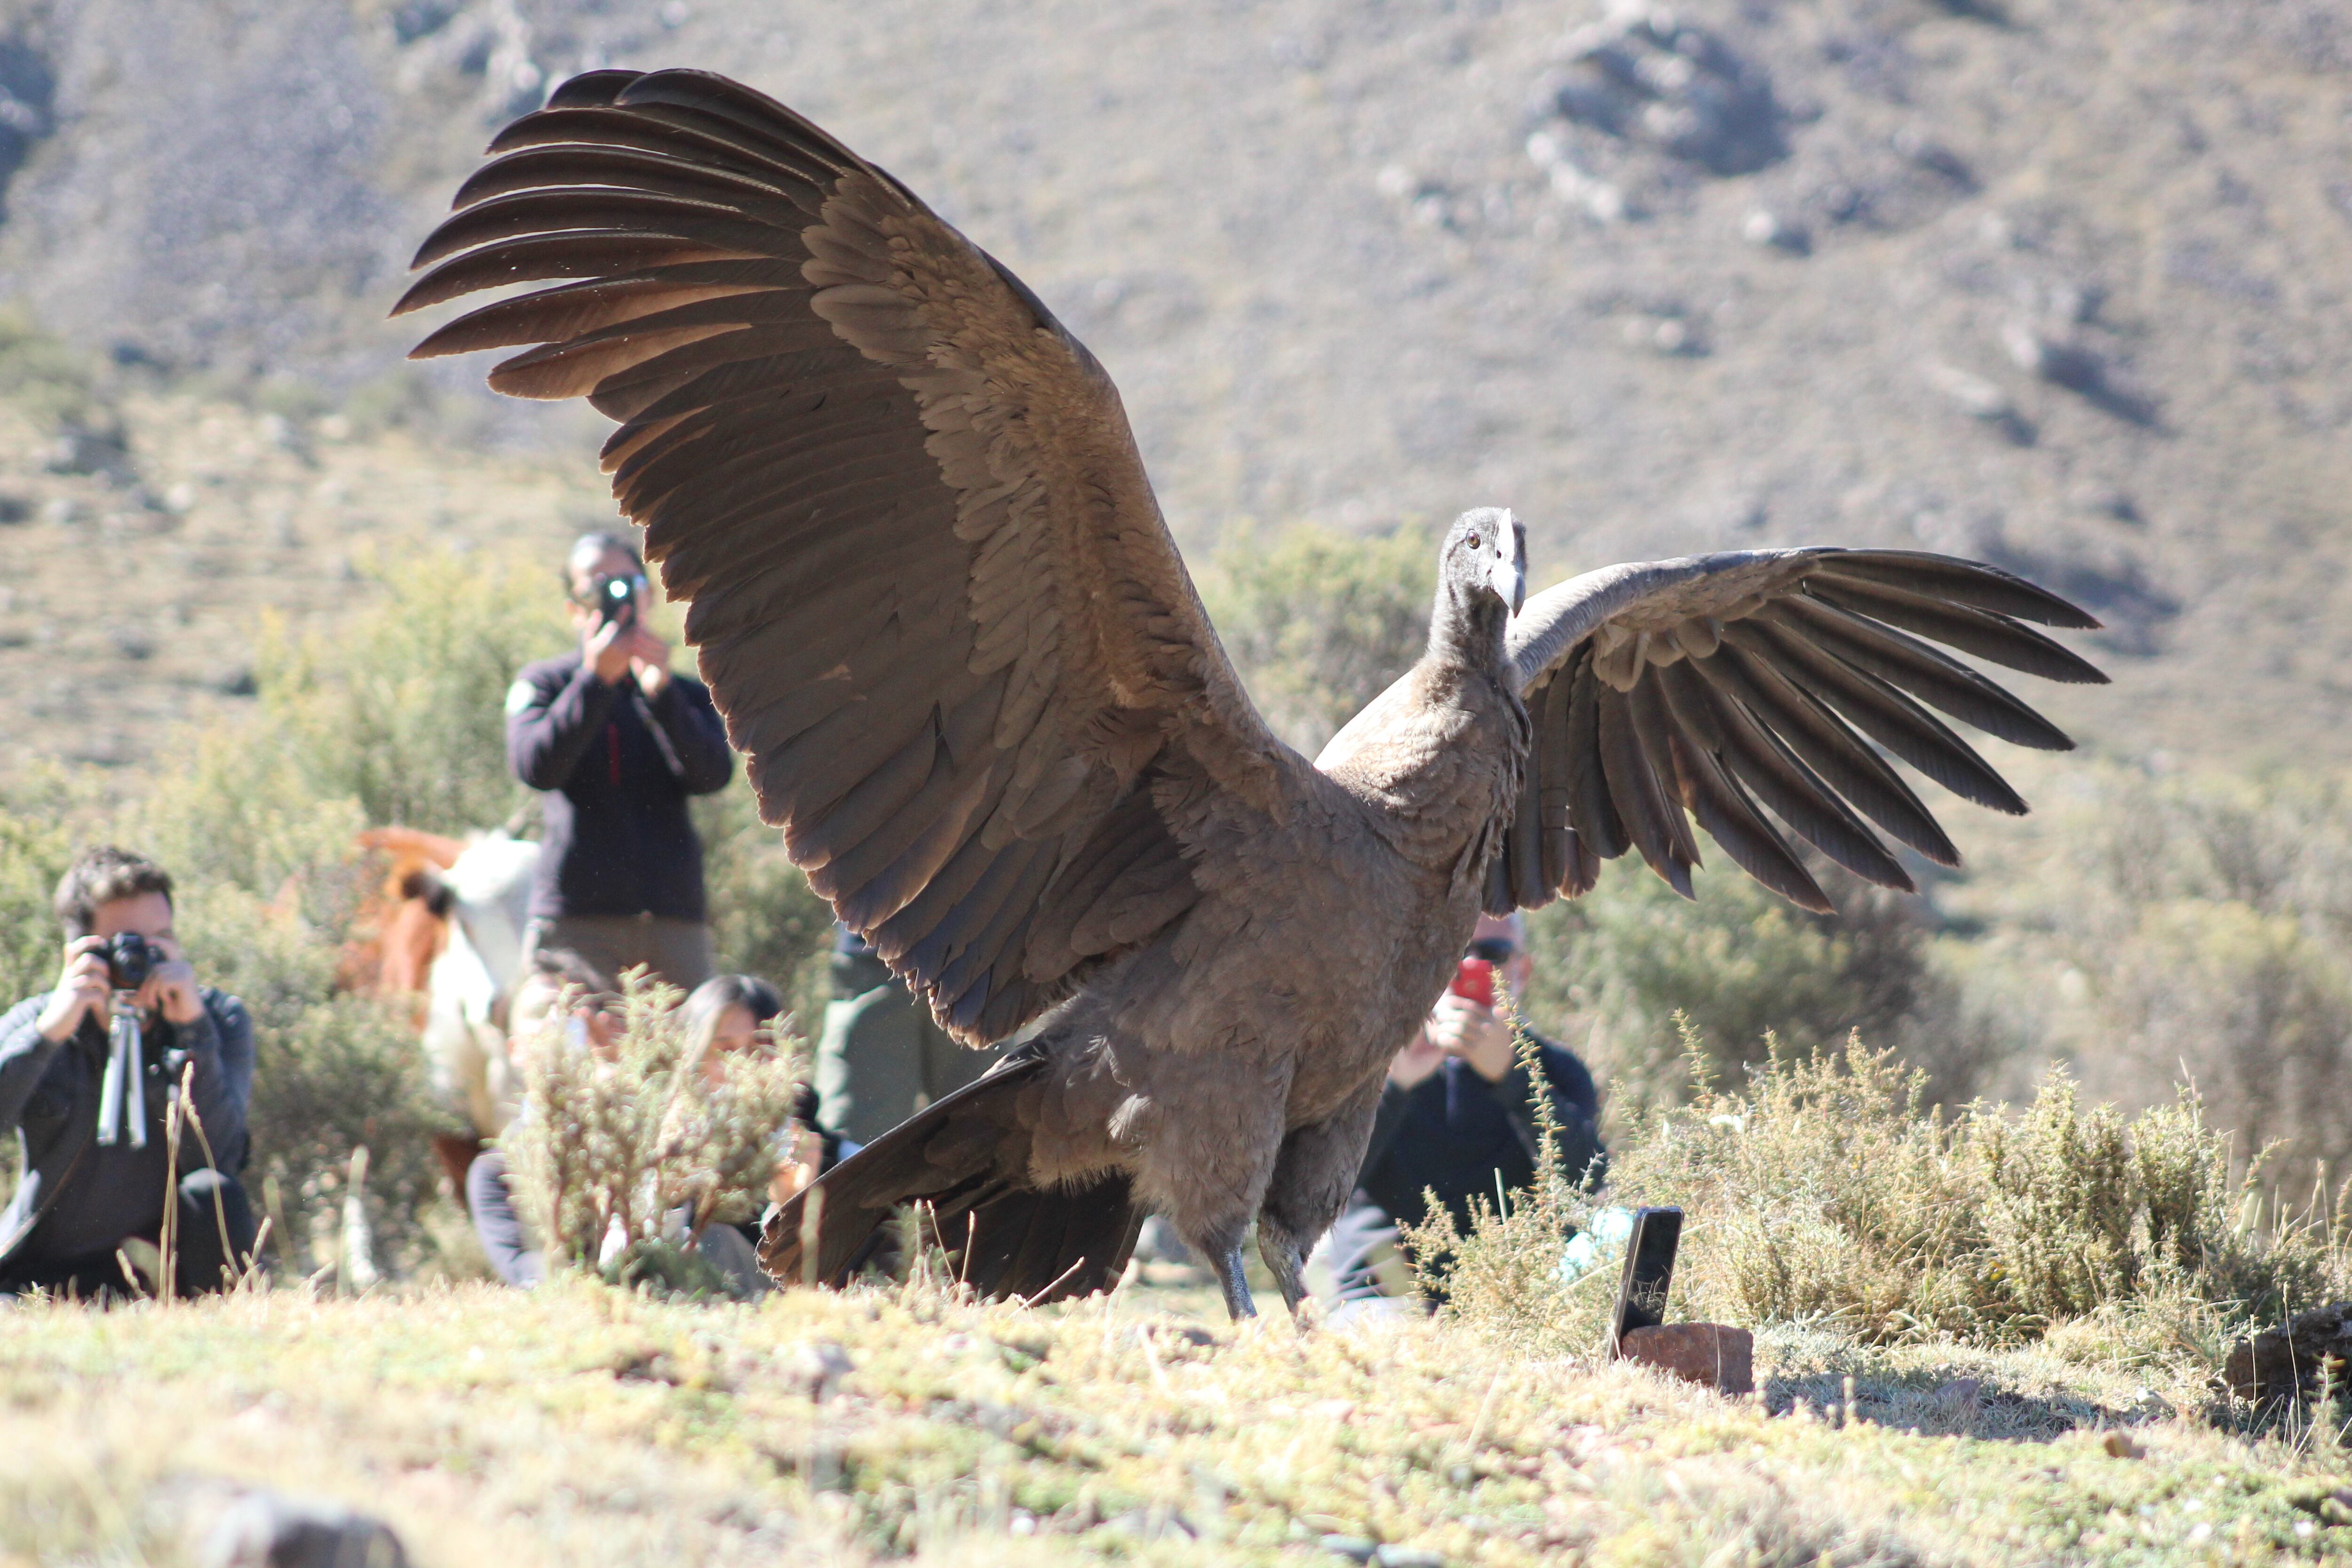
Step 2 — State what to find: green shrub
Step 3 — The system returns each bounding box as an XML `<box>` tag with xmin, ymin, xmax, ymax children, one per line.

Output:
<box><xmin>251</xmin><ymin>546</ymin><xmax>567</xmax><ymax>836</ymax></box>
<box><xmin>1421</xmin><ymin>1032</ymin><xmax>2346</xmax><ymax>1364</ymax></box>
<box><xmin>505</xmin><ymin>974</ymin><xmax>802</xmax><ymax>1279</ymax></box>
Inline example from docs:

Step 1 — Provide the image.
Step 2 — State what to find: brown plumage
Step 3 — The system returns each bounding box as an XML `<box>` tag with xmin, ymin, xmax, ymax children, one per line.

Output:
<box><xmin>398</xmin><ymin>69</ymin><xmax>2108</xmax><ymax>1319</ymax></box>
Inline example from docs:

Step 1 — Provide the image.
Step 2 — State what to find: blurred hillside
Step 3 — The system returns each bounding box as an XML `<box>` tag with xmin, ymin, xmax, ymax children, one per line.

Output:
<box><xmin>0</xmin><ymin>0</ymin><xmax>2350</xmax><ymax>775</ymax></box>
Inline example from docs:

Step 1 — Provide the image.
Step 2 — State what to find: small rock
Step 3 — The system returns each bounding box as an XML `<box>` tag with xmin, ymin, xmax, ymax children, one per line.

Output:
<box><xmin>46</xmin><ymin>420</ymin><xmax>133</xmax><ymax>481</ymax></box>
<box><xmin>1321</xmin><ymin>1536</ymin><xmax>1379</xmax><ymax>1563</ymax></box>
<box><xmin>1931</xmin><ymin>1377</ymin><xmax>1983</xmax><ymax>1421</ymax></box>
<box><xmin>1741</xmin><ymin>209</ymin><xmax>1809</xmax><ymax>253</ymax></box>
<box><xmin>2002</xmin><ymin>320</ymin><xmax>2104</xmax><ymax>392</ymax></box>
<box><xmin>2220</xmin><ymin>1305</ymin><xmax>2352</xmax><ymax>1403</ymax></box>
<box><xmin>1923</xmin><ymin>361</ymin><xmax>2013</xmax><ymax>422</ymax></box>
<box><xmin>1618</xmin><ymin>1323</ymin><xmax>1754</xmax><ymax>1394</ymax></box>
<box><xmin>612</xmin><ymin>1348</ymin><xmax>682</xmax><ymax>1385</ymax></box>
<box><xmin>196</xmin><ymin>1491</ymin><xmax>407</xmax><ymax>1568</ymax></box>
<box><xmin>1378</xmin><ymin>1549</ymin><xmax>1447</xmax><ymax>1568</ymax></box>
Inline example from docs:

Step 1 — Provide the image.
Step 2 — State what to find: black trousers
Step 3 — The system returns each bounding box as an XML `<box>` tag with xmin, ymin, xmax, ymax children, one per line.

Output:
<box><xmin>0</xmin><ymin>1169</ymin><xmax>259</xmax><ymax>1299</ymax></box>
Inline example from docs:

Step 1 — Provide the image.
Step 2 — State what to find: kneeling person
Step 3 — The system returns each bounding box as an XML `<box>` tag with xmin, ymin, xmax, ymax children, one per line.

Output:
<box><xmin>1323</xmin><ymin>913</ymin><xmax>1604</xmax><ymax>1319</ymax></box>
<box><xmin>0</xmin><ymin>847</ymin><xmax>257</xmax><ymax>1297</ymax></box>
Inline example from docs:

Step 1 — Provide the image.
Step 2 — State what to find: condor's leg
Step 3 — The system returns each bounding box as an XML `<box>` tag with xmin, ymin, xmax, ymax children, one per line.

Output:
<box><xmin>1257</xmin><ymin>1077</ymin><xmax>1386</xmax><ymax>1318</ymax></box>
<box><xmin>1138</xmin><ymin>1051</ymin><xmax>1294</xmax><ymax>1323</ymax></box>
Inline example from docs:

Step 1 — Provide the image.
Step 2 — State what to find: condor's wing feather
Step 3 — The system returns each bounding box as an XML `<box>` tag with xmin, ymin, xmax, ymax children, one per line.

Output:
<box><xmin>1487</xmin><ymin>549</ymin><xmax>2105</xmax><ymax>915</ymax></box>
<box><xmin>400</xmin><ymin>68</ymin><xmax>1296</xmax><ymax>1043</ymax></box>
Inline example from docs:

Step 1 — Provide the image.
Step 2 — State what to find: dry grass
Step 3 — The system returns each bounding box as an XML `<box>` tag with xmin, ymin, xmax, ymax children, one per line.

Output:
<box><xmin>5</xmin><ymin>1273</ymin><xmax>2352</xmax><ymax>1568</ymax></box>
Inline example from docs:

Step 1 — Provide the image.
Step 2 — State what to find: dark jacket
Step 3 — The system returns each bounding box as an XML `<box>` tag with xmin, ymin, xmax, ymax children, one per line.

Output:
<box><xmin>0</xmin><ymin>987</ymin><xmax>254</xmax><ymax>1274</ymax></box>
<box><xmin>506</xmin><ymin>652</ymin><xmax>733</xmax><ymax>922</ymax></box>
<box><xmin>1355</xmin><ymin>1031</ymin><xmax>1605</xmax><ymax>1236</ymax></box>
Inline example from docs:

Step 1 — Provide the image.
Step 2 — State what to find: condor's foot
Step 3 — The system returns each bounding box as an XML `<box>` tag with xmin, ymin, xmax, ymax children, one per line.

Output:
<box><xmin>1212</xmin><ymin>1242</ymin><xmax>1258</xmax><ymax>1321</ymax></box>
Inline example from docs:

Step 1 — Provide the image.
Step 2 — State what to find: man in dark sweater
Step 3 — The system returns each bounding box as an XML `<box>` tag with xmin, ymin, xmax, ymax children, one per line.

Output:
<box><xmin>0</xmin><ymin>847</ymin><xmax>256</xmax><ymax>1298</ymax></box>
<box><xmin>507</xmin><ymin>531</ymin><xmax>734</xmax><ymax>989</ymax></box>
<box><xmin>1321</xmin><ymin>912</ymin><xmax>1604</xmax><ymax>1317</ymax></box>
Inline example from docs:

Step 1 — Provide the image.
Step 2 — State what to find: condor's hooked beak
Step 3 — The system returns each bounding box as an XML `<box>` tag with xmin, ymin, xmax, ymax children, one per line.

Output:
<box><xmin>1489</xmin><ymin>510</ymin><xmax>1526</xmax><ymax>615</ymax></box>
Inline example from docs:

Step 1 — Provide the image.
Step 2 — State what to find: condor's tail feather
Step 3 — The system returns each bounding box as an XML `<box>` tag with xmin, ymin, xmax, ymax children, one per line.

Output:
<box><xmin>757</xmin><ymin>1043</ymin><xmax>1144</xmax><ymax>1304</ymax></box>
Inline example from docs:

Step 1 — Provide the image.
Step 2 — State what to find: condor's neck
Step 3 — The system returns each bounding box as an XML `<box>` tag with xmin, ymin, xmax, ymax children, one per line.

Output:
<box><xmin>1316</xmin><ymin>581</ymin><xmax>1525</xmax><ymax>817</ymax></box>
<box><xmin>1426</xmin><ymin>579</ymin><xmax>1512</xmax><ymax>683</ymax></box>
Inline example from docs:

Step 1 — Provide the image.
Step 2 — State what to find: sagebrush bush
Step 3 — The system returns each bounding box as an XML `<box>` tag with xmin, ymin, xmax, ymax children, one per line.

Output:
<box><xmin>1423</xmin><ymin>1030</ymin><xmax>2350</xmax><ymax>1363</ymax></box>
<box><xmin>506</xmin><ymin>974</ymin><xmax>802</xmax><ymax>1279</ymax></box>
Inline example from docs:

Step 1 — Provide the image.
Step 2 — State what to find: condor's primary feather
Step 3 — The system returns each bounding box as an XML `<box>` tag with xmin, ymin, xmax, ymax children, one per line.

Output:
<box><xmin>399</xmin><ymin>68</ymin><xmax>2106</xmax><ymax>1319</ymax></box>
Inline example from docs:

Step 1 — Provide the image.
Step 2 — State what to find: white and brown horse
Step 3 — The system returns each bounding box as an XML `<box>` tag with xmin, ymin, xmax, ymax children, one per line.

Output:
<box><xmin>347</xmin><ymin>827</ymin><xmax>540</xmax><ymax>1192</ymax></box>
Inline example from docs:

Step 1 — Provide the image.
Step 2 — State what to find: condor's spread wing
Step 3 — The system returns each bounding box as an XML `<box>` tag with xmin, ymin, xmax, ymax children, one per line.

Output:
<box><xmin>1489</xmin><ymin>549</ymin><xmax>2106</xmax><ymax>915</ymax></box>
<box><xmin>398</xmin><ymin>69</ymin><xmax>1294</xmax><ymax>1042</ymax></box>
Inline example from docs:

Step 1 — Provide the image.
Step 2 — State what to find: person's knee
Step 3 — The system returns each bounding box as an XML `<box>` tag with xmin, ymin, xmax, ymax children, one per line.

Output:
<box><xmin>175</xmin><ymin>1168</ymin><xmax>257</xmax><ymax>1293</ymax></box>
<box><xmin>178</xmin><ymin>1166</ymin><xmax>249</xmax><ymax>1218</ymax></box>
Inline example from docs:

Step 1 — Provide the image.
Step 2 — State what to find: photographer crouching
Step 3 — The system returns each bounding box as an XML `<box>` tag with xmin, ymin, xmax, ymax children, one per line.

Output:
<box><xmin>0</xmin><ymin>847</ymin><xmax>256</xmax><ymax>1298</ymax></box>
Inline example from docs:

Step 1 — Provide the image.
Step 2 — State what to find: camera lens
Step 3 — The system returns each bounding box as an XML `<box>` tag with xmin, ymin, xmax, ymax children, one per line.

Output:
<box><xmin>106</xmin><ymin>932</ymin><xmax>155</xmax><ymax>991</ymax></box>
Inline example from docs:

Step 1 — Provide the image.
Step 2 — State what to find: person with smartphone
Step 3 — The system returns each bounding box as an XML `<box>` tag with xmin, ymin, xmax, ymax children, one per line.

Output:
<box><xmin>1319</xmin><ymin>911</ymin><xmax>1605</xmax><ymax>1321</ymax></box>
<box><xmin>506</xmin><ymin>530</ymin><xmax>734</xmax><ymax>990</ymax></box>
<box><xmin>0</xmin><ymin>846</ymin><xmax>256</xmax><ymax>1298</ymax></box>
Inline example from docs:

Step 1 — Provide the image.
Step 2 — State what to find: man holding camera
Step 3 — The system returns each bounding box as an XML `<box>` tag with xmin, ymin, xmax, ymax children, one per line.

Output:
<box><xmin>0</xmin><ymin>847</ymin><xmax>257</xmax><ymax>1297</ymax></box>
<box><xmin>507</xmin><ymin>531</ymin><xmax>733</xmax><ymax>989</ymax></box>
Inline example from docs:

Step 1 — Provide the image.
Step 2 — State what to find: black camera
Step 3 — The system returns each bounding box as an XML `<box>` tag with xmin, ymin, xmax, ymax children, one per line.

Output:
<box><xmin>104</xmin><ymin>931</ymin><xmax>158</xmax><ymax>992</ymax></box>
<box><xmin>592</xmin><ymin>571</ymin><xmax>642</xmax><ymax>631</ymax></box>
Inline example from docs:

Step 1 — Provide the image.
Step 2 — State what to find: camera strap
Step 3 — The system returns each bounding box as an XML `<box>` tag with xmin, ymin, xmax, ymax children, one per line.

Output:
<box><xmin>631</xmin><ymin>689</ymin><xmax>687</xmax><ymax>780</ymax></box>
<box><xmin>95</xmin><ymin>1002</ymin><xmax>146</xmax><ymax>1149</ymax></box>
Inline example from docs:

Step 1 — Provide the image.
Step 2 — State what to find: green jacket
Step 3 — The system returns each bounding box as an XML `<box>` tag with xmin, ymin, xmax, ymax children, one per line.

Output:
<box><xmin>812</xmin><ymin>946</ymin><xmax>999</xmax><ymax>1147</ymax></box>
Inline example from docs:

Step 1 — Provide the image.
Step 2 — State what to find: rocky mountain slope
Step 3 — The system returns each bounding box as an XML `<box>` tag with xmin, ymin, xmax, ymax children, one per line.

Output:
<box><xmin>1</xmin><ymin>0</ymin><xmax>2349</xmax><ymax>773</ymax></box>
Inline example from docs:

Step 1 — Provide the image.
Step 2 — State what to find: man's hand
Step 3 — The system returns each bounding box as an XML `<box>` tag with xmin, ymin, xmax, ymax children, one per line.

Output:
<box><xmin>584</xmin><ymin>615</ymin><xmax>634</xmax><ymax>685</ymax></box>
<box><xmin>35</xmin><ymin>938</ymin><xmax>111</xmax><ymax>1043</ymax></box>
<box><xmin>770</xmin><ymin>1124</ymin><xmax>826</xmax><ymax>1206</ymax></box>
<box><xmin>625</xmin><ymin>624</ymin><xmax>674</xmax><ymax>700</ymax></box>
<box><xmin>135</xmin><ymin>935</ymin><xmax>205</xmax><ymax>1026</ymax></box>
<box><xmin>1426</xmin><ymin>991</ymin><xmax>1517</xmax><ymax>1083</ymax></box>
<box><xmin>1387</xmin><ymin>1027</ymin><xmax>1446</xmax><ymax>1090</ymax></box>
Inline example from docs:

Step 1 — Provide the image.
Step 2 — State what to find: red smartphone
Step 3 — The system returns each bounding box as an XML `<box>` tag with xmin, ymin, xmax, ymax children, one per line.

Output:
<box><xmin>1449</xmin><ymin>956</ymin><xmax>1496</xmax><ymax>1009</ymax></box>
